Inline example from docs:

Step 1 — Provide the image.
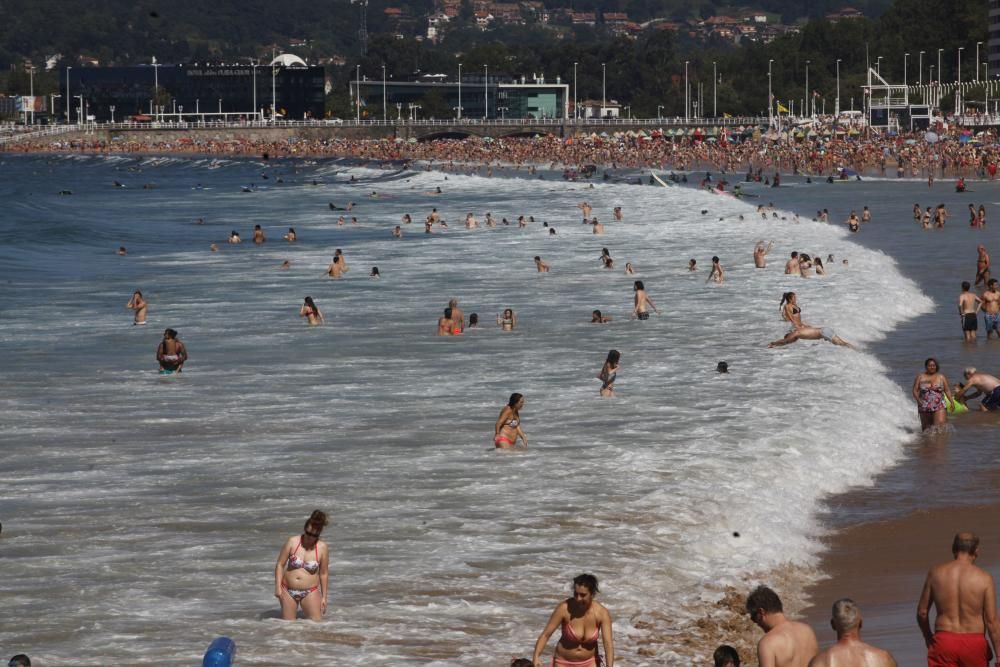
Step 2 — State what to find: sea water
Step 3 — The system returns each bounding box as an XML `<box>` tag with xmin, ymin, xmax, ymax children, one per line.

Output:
<box><xmin>0</xmin><ymin>154</ymin><xmax>930</xmax><ymax>665</ymax></box>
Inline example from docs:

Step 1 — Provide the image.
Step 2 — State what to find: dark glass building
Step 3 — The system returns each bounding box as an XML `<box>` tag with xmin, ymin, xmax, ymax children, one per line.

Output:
<box><xmin>62</xmin><ymin>64</ymin><xmax>325</xmax><ymax>122</ymax></box>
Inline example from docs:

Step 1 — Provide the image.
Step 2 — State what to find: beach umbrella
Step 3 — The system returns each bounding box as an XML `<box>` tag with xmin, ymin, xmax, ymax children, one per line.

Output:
<box><xmin>925</xmin><ymin>131</ymin><xmax>939</xmax><ymax>144</ymax></box>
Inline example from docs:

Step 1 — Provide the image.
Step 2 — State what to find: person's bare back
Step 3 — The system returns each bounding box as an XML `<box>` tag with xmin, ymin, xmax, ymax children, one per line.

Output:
<box><xmin>758</xmin><ymin>619</ymin><xmax>819</xmax><ymax>667</ymax></box>
<box><xmin>808</xmin><ymin>639</ymin><xmax>895</xmax><ymax>667</ymax></box>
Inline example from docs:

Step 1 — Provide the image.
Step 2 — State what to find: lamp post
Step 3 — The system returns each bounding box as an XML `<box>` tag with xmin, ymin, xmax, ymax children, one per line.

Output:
<box><xmin>937</xmin><ymin>48</ymin><xmax>943</xmax><ymax>85</ymax></box>
<box><xmin>601</xmin><ymin>62</ymin><xmax>606</xmax><ymax>118</ymax></box>
<box><xmin>396</xmin><ymin>102</ymin><xmax>402</xmax><ymax>121</ymax></box>
<box><xmin>250</xmin><ymin>58</ymin><xmax>258</xmax><ymax>120</ymax></box>
<box><xmin>178</xmin><ymin>105</ymin><xmax>183</xmax><ymax>123</ymax></box>
<box><xmin>152</xmin><ymin>57</ymin><xmax>160</xmax><ymax>122</ymax></box>
<box><xmin>356</xmin><ymin>64</ymin><xmax>361</xmax><ymax>123</ymax></box>
<box><xmin>876</xmin><ymin>56</ymin><xmax>883</xmax><ymax>76</ymax></box>
<box><xmin>65</xmin><ymin>66</ymin><xmax>71</xmax><ymax>124</ymax></box>
<box><xmin>767</xmin><ymin>59</ymin><xmax>773</xmax><ymax>126</ymax></box>
<box><xmin>657</xmin><ymin>104</ymin><xmax>663</xmax><ymax>119</ymax></box>
<box><xmin>624</xmin><ymin>105</ymin><xmax>631</xmax><ymax>119</ymax></box>
<box><xmin>573</xmin><ymin>61</ymin><xmax>578</xmax><ymax>121</ymax></box>
<box><xmin>110</xmin><ymin>104</ymin><xmax>115</xmax><ymax>123</ymax></box>
<box><xmin>977</xmin><ymin>42</ymin><xmax>983</xmax><ymax>81</ymax></box>
<box><xmin>382</xmin><ymin>64</ymin><xmax>387</xmax><ymax>122</ymax></box>
<box><xmin>805</xmin><ymin>60</ymin><xmax>810</xmax><ymax>117</ymax></box>
<box><xmin>919</xmin><ymin>51</ymin><xmax>925</xmax><ymax>85</ymax></box>
<box><xmin>684</xmin><ymin>60</ymin><xmax>689</xmax><ymax>122</ymax></box>
<box><xmin>836</xmin><ymin>58</ymin><xmax>841</xmax><ymax>117</ymax></box>
<box><xmin>957</xmin><ymin>47</ymin><xmax>964</xmax><ymax>114</ymax></box>
<box><xmin>484</xmin><ymin>64</ymin><xmax>488</xmax><ymax>119</ymax></box>
<box><xmin>713</xmin><ymin>61</ymin><xmax>717</xmax><ymax>118</ymax></box>
<box><xmin>271</xmin><ymin>48</ymin><xmax>277</xmax><ymax>122</ymax></box>
<box><xmin>458</xmin><ymin>62</ymin><xmax>462</xmax><ymax>120</ymax></box>
<box><xmin>50</xmin><ymin>93</ymin><xmax>60</xmax><ymax>117</ymax></box>
<box><xmin>904</xmin><ymin>53</ymin><xmax>909</xmax><ymax>87</ymax></box>
<box><xmin>26</xmin><ymin>63</ymin><xmax>35</xmax><ymax>125</ymax></box>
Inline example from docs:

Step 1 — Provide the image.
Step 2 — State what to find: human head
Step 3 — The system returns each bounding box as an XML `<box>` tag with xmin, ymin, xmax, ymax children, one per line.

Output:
<box><xmin>965</xmin><ymin>367</ymin><xmax>977</xmax><ymax>378</ymax></box>
<box><xmin>510</xmin><ymin>659</ymin><xmax>534</xmax><ymax>667</ymax></box>
<box><xmin>504</xmin><ymin>308</ymin><xmax>513</xmax><ymax>317</ymax></box>
<box><xmin>534</xmin><ymin>256</ymin><xmax>541</xmax><ymax>262</ymax></box>
<box><xmin>573</xmin><ymin>573</ymin><xmax>599</xmax><ymax>595</ymax></box>
<box><xmin>302</xmin><ymin>509</ymin><xmax>329</xmax><ymax>544</ymax></box>
<box><xmin>634</xmin><ymin>280</ymin><xmax>644</xmax><ymax>291</ymax></box>
<box><xmin>924</xmin><ymin>357</ymin><xmax>939</xmax><ymax>373</ymax></box>
<box><xmin>791</xmin><ymin>251</ymin><xmax>798</xmax><ymax>259</ymax></box>
<box><xmin>592</xmin><ymin>310</ymin><xmax>603</xmax><ymax>321</ymax></box>
<box><xmin>133</xmin><ymin>290</ymin><xmax>142</xmax><ymax>297</ymax></box>
<box><xmin>780</xmin><ymin>292</ymin><xmax>796</xmax><ymax>307</ymax></box>
<box><xmin>449</xmin><ymin>299</ymin><xmax>458</xmax><ymax>308</ymax></box>
<box><xmin>746</xmin><ymin>585</ymin><xmax>783</xmax><ymax>626</ymax></box>
<box><xmin>507</xmin><ymin>393</ymin><xmax>524</xmax><ymax>409</ymax></box>
<box><xmin>712</xmin><ymin>256</ymin><xmax>720</xmax><ymax>264</ymax></box>
<box><xmin>444</xmin><ymin>307</ymin><xmax>453</xmax><ymax>319</ymax></box>
<box><xmin>962</xmin><ymin>281</ymin><xmax>971</xmax><ymax>292</ymax></box>
<box><xmin>304</xmin><ymin>296</ymin><xmax>316</xmax><ymax>308</ymax></box>
<box><xmin>469</xmin><ymin>313</ymin><xmax>479</xmax><ymax>326</ymax></box>
<box><xmin>8</xmin><ymin>656</ymin><xmax>31</xmax><ymax>667</ymax></box>
<box><xmin>831</xmin><ymin>598</ymin><xmax>861</xmax><ymax>634</ymax></box>
<box><xmin>689</xmin><ymin>258</ymin><xmax>696</xmax><ymax>267</ymax></box>
<box><xmin>254</xmin><ymin>224</ymin><xmax>261</xmax><ymax>230</ymax></box>
<box><xmin>713</xmin><ymin>645</ymin><xmax>740</xmax><ymax>667</ymax></box>
<box><xmin>163</xmin><ymin>328</ymin><xmax>177</xmax><ymax>340</ymax></box>
<box><xmin>606</xmin><ymin>350</ymin><xmax>620</xmax><ymax>365</ymax></box>
<box><xmin>990</xmin><ymin>279</ymin><xmax>999</xmax><ymax>290</ymax></box>
<box><xmin>371</xmin><ymin>266</ymin><xmax>380</xmax><ymax>276</ymax></box>
<box><xmin>717</xmin><ymin>361</ymin><xmax>729</xmax><ymax>373</ymax></box>
<box><xmin>953</xmin><ymin>532</ymin><xmax>980</xmax><ymax>556</ymax></box>
<box><xmin>549</xmin><ymin>228</ymin><xmax>556</xmax><ymax>235</ymax></box>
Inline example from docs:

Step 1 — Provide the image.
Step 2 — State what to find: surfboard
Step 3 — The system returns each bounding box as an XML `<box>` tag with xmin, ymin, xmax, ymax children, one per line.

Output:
<box><xmin>651</xmin><ymin>173</ymin><xmax>673</xmax><ymax>188</ymax></box>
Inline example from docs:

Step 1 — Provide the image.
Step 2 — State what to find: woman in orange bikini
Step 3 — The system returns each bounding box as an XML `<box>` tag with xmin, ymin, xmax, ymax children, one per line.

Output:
<box><xmin>494</xmin><ymin>393</ymin><xmax>527</xmax><ymax>449</ymax></box>
<box><xmin>274</xmin><ymin>510</ymin><xmax>330</xmax><ymax>621</ymax></box>
<box><xmin>532</xmin><ymin>574</ymin><xmax>614</xmax><ymax>667</ymax></box>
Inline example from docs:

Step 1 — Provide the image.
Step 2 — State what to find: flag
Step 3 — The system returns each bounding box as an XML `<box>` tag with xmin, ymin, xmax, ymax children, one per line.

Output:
<box><xmin>776</xmin><ymin>102</ymin><xmax>789</xmax><ymax>113</ymax></box>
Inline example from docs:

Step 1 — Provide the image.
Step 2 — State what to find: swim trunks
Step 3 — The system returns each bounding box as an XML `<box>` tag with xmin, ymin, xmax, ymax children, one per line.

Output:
<box><xmin>984</xmin><ymin>312</ymin><xmax>1000</xmax><ymax>331</ymax></box>
<box><xmin>927</xmin><ymin>630</ymin><xmax>992</xmax><ymax>667</ymax></box>
<box><xmin>981</xmin><ymin>386</ymin><xmax>1000</xmax><ymax>411</ymax></box>
<box><xmin>963</xmin><ymin>313</ymin><xmax>978</xmax><ymax>332</ymax></box>
<box><xmin>637</xmin><ymin>312</ymin><xmax>649</xmax><ymax>320</ymax></box>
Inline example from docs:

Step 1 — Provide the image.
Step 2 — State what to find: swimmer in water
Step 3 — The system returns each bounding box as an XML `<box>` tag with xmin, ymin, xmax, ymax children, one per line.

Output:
<box><xmin>253</xmin><ymin>225</ymin><xmax>266</xmax><ymax>244</ymax></box>
<box><xmin>613</xmin><ymin>206</ymin><xmax>623</xmax><ymax>221</ymax></box>
<box><xmin>633</xmin><ymin>280</ymin><xmax>658</xmax><ymax>320</ymax></box>
<box><xmin>210</xmin><ymin>244</ymin><xmax>218</xmax><ymax>252</ymax></box>
<box><xmin>535</xmin><ymin>256</ymin><xmax>551</xmax><ymax>272</ymax></box>
<box><xmin>300</xmin><ymin>296</ymin><xmax>324</xmax><ymax>326</ymax></box>
<box><xmin>274</xmin><ymin>509</ymin><xmax>330</xmax><ymax>621</ymax></box>
<box><xmin>592</xmin><ymin>310</ymin><xmax>612</xmax><ymax>323</ymax></box>
<box><xmin>127</xmin><ymin>290</ymin><xmax>147</xmax><ymax>325</ymax></box>
<box><xmin>118</xmin><ymin>246</ymin><xmax>128</xmax><ymax>256</ymax></box>
<box><xmin>392</xmin><ymin>226</ymin><xmax>403</xmax><ymax>238</ymax></box>
<box><xmin>598</xmin><ymin>349</ymin><xmax>621</xmax><ymax>397</ymax></box>
<box><xmin>707</xmin><ymin>256</ymin><xmax>725</xmax><ymax>284</ymax></box>
<box><xmin>468</xmin><ymin>313</ymin><xmax>479</xmax><ymax>328</ymax></box>
<box><xmin>624</xmin><ymin>262</ymin><xmax>635</xmax><ymax>275</ymax></box>
<box><xmin>753</xmin><ymin>241</ymin><xmax>773</xmax><ymax>268</ymax></box>
<box><xmin>229</xmin><ymin>231</ymin><xmax>241</xmax><ymax>244</ymax></box>
<box><xmin>592</xmin><ymin>219</ymin><xmax>605</xmax><ymax>235</ymax></box>
<box><xmin>437</xmin><ymin>307</ymin><xmax>459</xmax><ymax>336</ymax></box>
<box><xmin>324</xmin><ymin>255</ymin><xmax>344</xmax><ymax>279</ymax></box>
<box><xmin>280</xmin><ymin>260</ymin><xmax>290</xmax><ymax>269</ymax></box>
<box><xmin>688</xmin><ymin>259</ymin><xmax>697</xmax><ymax>272</ymax></box>
<box><xmin>283</xmin><ymin>228</ymin><xmax>297</xmax><ymax>242</ymax></box>
<box><xmin>370</xmin><ymin>266</ymin><xmax>380</xmax><ymax>279</ymax></box>
<box><xmin>497</xmin><ymin>308</ymin><xmax>517</xmax><ymax>332</ymax></box>
<box><xmin>494</xmin><ymin>393</ymin><xmax>527</xmax><ymax>449</ymax></box>
<box><xmin>156</xmin><ymin>328</ymin><xmax>188</xmax><ymax>373</ymax></box>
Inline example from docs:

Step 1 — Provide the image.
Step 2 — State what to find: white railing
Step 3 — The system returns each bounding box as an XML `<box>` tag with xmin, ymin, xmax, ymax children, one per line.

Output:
<box><xmin>0</xmin><ymin>125</ymin><xmax>80</xmax><ymax>145</ymax></box>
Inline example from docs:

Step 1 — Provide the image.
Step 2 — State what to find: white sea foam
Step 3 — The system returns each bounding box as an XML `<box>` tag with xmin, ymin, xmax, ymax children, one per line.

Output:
<box><xmin>0</xmin><ymin>156</ymin><xmax>931</xmax><ymax>665</ymax></box>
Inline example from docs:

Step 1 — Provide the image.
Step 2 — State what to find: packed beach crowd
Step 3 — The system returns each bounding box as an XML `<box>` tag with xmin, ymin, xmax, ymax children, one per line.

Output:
<box><xmin>6</xmin><ymin>127</ymin><xmax>1000</xmax><ymax>666</ymax></box>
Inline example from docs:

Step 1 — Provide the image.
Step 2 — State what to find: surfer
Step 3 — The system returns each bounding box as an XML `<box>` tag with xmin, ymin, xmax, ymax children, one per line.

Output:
<box><xmin>127</xmin><ymin>290</ymin><xmax>147</xmax><ymax>325</ymax></box>
<box><xmin>299</xmin><ymin>296</ymin><xmax>324</xmax><ymax>326</ymax></box>
<box><xmin>156</xmin><ymin>328</ymin><xmax>188</xmax><ymax>373</ymax></box>
<box><xmin>912</xmin><ymin>358</ymin><xmax>954</xmax><ymax>430</ymax></box>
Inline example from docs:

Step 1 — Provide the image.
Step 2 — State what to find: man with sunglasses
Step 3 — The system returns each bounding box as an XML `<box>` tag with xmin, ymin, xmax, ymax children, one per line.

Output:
<box><xmin>746</xmin><ymin>585</ymin><xmax>818</xmax><ymax>667</ymax></box>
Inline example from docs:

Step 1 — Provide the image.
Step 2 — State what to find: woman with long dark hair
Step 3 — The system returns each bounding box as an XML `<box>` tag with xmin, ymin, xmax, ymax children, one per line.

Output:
<box><xmin>494</xmin><ymin>393</ymin><xmax>527</xmax><ymax>449</ymax></box>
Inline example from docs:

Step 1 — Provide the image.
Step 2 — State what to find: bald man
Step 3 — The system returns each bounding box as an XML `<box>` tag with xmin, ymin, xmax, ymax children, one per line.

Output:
<box><xmin>917</xmin><ymin>533</ymin><xmax>1000</xmax><ymax>667</ymax></box>
<box><xmin>747</xmin><ymin>585</ymin><xmax>819</xmax><ymax>667</ymax></box>
<box><xmin>807</xmin><ymin>598</ymin><xmax>896</xmax><ymax>666</ymax></box>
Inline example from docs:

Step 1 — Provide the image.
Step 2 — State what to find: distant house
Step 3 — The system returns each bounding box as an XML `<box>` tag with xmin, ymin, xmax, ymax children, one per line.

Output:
<box><xmin>289</xmin><ymin>37</ymin><xmax>309</xmax><ymax>48</ymax></box>
<box><xmin>602</xmin><ymin>11</ymin><xmax>629</xmax><ymax>25</ymax></box>
<box><xmin>427</xmin><ymin>12</ymin><xmax>450</xmax><ymax>40</ymax></box>
<box><xmin>474</xmin><ymin>9</ymin><xmax>494</xmax><ymax>27</ymax></box>
<box><xmin>572</xmin><ymin>11</ymin><xmax>596</xmax><ymax>25</ymax></box>
<box><xmin>580</xmin><ymin>98</ymin><xmax>621</xmax><ymax>119</ymax></box>
<box><xmin>826</xmin><ymin>7</ymin><xmax>864</xmax><ymax>22</ymax></box>
<box><xmin>653</xmin><ymin>21</ymin><xmax>683</xmax><ymax>32</ymax></box>
<box><xmin>490</xmin><ymin>3</ymin><xmax>523</xmax><ymax>24</ymax></box>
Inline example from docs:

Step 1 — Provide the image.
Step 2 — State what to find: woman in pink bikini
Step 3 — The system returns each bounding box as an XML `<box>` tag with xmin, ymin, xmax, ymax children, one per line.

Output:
<box><xmin>494</xmin><ymin>393</ymin><xmax>527</xmax><ymax>449</ymax></box>
<box><xmin>274</xmin><ymin>509</ymin><xmax>330</xmax><ymax>620</ymax></box>
<box><xmin>531</xmin><ymin>574</ymin><xmax>615</xmax><ymax>667</ymax></box>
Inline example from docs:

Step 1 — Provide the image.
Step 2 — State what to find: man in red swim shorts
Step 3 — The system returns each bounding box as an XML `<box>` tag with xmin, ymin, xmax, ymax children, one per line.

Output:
<box><xmin>918</xmin><ymin>532</ymin><xmax>1000</xmax><ymax>667</ymax></box>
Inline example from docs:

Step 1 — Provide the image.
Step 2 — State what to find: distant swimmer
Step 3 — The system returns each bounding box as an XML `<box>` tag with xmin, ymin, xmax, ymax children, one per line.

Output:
<box><xmin>983</xmin><ymin>280</ymin><xmax>1000</xmax><ymax>339</ymax></box>
<box><xmin>600</xmin><ymin>248</ymin><xmax>613</xmax><ymax>269</ymax></box>
<box><xmin>448</xmin><ymin>299</ymin><xmax>465</xmax><ymax>332</ymax></box>
<box><xmin>592</xmin><ymin>219</ymin><xmax>605</xmax><ymax>235</ymax></box>
<box><xmin>534</xmin><ymin>256</ymin><xmax>550</xmax><ymax>273</ymax></box>
<box><xmin>497</xmin><ymin>308</ymin><xmax>517</xmax><ymax>332</ymax></box>
<box><xmin>299</xmin><ymin>296</ymin><xmax>324</xmax><ymax>326</ymax></box>
<box><xmin>465</xmin><ymin>213</ymin><xmax>479</xmax><ymax>229</ymax></box>
<box><xmin>807</xmin><ymin>599</ymin><xmax>897</xmax><ymax>667</ymax></box>
<box><xmin>579</xmin><ymin>201</ymin><xmax>593</xmax><ymax>220</ymax></box>
<box><xmin>468</xmin><ymin>313</ymin><xmax>479</xmax><ymax>328</ymax></box>
<box><xmin>613</xmin><ymin>206</ymin><xmax>623</xmax><ymax>221</ymax></box>
<box><xmin>598</xmin><ymin>349</ymin><xmax>621</xmax><ymax>397</ymax></box>
<box><xmin>624</xmin><ymin>262</ymin><xmax>635</xmax><ymax>275</ymax></box>
<box><xmin>798</xmin><ymin>254</ymin><xmax>814</xmax><ymax>277</ymax></box>
<box><xmin>253</xmin><ymin>224</ymin><xmax>266</xmax><ymax>244</ymax></box>
<box><xmin>402</xmin><ymin>214</ymin><xmax>412</xmax><ymax>225</ymax></box>
<box><xmin>437</xmin><ymin>307</ymin><xmax>460</xmax><ymax>336</ymax></box>
<box><xmin>846</xmin><ymin>211</ymin><xmax>860</xmax><ymax>233</ymax></box>
<box><xmin>591</xmin><ymin>310</ymin><xmax>612</xmax><ymax>323</ymax></box>
<box><xmin>280</xmin><ymin>260</ymin><xmax>290</xmax><ymax>269</ymax></box>
<box><xmin>494</xmin><ymin>393</ymin><xmax>527</xmax><ymax>449</ymax></box>
<box><xmin>707</xmin><ymin>256</ymin><xmax>725</xmax><ymax>284</ymax></box>
<box><xmin>979</xmin><ymin>204</ymin><xmax>988</xmax><ymax>228</ymax></box>
<box><xmin>813</xmin><ymin>256</ymin><xmax>827</xmax><ymax>276</ymax></box>
<box><xmin>57</xmin><ymin>190</ymin><xmax>73</xmax><ymax>195</ymax></box>
<box><xmin>333</xmin><ymin>249</ymin><xmax>348</xmax><ymax>273</ymax></box>
<box><xmin>957</xmin><ymin>367</ymin><xmax>1000</xmax><ymax>411</ymax></box>
<box><xmin>912</xmin><ymin>358</ymin><xmax>953</xmax><ymax>430</ymax></box>
<box><xmin>156</xmin><ymin>328</ymin><xmax>188</xmax><ymax>374</ymax></box>
<box><xmin>229</xmin><ymin>231</ymin><xmax>241</xmax><ymax>244</ymax></box>
<box><xmin>633</xmin><ymin>280</ymin><xmax>658</xmax><ymax>320</ymax></box>
<box><xmin>210</xmin><ymin>244</ymin><xmax>218</xmax><ymax>252</ymax></box>
<box><xmin>688</xmin><ymin>259</ymin><xmax>697</xmax><ymax>272</ymax></box>
<box><xmin>324</xmin><ymin>255</ymin><xmax>344</xmax><ymax>279</ymax></box>
<box><xmin>283</xmin><ymin>228</ymin><xmax>297</xmax><ymax>242</ymax></box>
<box><xmin>754</xmin><ymin>241</ymin><xmax>774</xmax><ymax>268</ymax></box>
<box><xmin>861</xmin><ymin>205</ymin><xmax>872</xmax><ymax>223</ymax></box>
<box><xmin>784</xmin><ymin>251</ymin><xmax>800</xmax><ymax>275</ymax></box>
<box><xmin>114</xmin><ymin>180</ymin><xmax>126</xmax><ymax>188</ymax></box>
<box><xmin>914</xmin><ymin>203</ymin><xmax>923</xmax><ymax>223</ymax></box>
<box><xmin>127</xmin><ymin>290</ymin><xmax>147</xmax><ymax>325</ymax></box>
<box><xmin>118</xmin><ymin>246</ymin><xmax>128</xmax><ymax>256</ymax></box>
<box><xmin>959</xmin><ymin>281</ymin><xmax>982</xmax><ymax>342</ymax></box>
<box><xmin>392</xmin><ymin>226</ymin><xmax>403</xmax><ymax>238</ymax></box>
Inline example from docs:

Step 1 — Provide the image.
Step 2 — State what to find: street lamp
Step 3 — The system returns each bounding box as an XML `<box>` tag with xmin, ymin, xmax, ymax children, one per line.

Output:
<box><xmin>904</xmin><ymin>53</ymin><xmax>909</xmax><ymax>87</ymax></box>
<box><xmin>381</xmin><ymin>64</ymin><xmax>387</xmax><ymax>122</ymax></box>
<box><xmin>65</xmin><ymin>66</ymin><xmax>72</xmax><ymax>124</ymax></box>
<box><xmin>152</xmin><ymin>57</ymin><xmax>161</xmax><ymax>122</ymax></box>
<box><xmin>876</xmin><ymin>55</ymin><xmax>883</xmax><ymax>76</ymax></box>
<box><xmin>836</xmin><ymin>59</ymin><xmax>841</xmax><ymax>117</ymax></box>
<box><xmin>250</xmin><ymin>57</ymin><xmax>258</xmax><ymax>120</ymax></box>
<box><xmin>623</xmin><ymin>105</ymin><xmax>631</xmax><ymax>119</ymax></box>
<box><xmin>26</xmin><ymin>63</ymin><xmax>35</xmax><ymax>125</ymax></box>
<box><xmin>937</xmin><ymin>48</ymin><xmax>943</xmax><ymax>84</ymax></box>
<box><xmin>573</xmin><ymin>62</ymin><xmax>578</xmax><ymax>121</ymax></box>
<box><xmin>601</xmin><ymin>62</ymin><xmax>606</xmax><ymax>118</ymax></box>
<box><xmin>484</xmin><ymin>64</ymin><xmax>488</xmax><ymax>119</ymax></box>
<box><xmin>657</xmin><ymin>104</ymin><xmax>663</xmax><ymax>118</ymax></box>
<box><xmin>110</xmin><ymin>104</ymin><xmax>116</xmax><ymax>123</ymax></box>
<box><xmin>977</xmin><ymin>42</ymin><xmax>984</xmax><ymax>81</ymax></box>
<box><xmin>805</xmin><ymin>60</ymin><xmax>810</xmax><ymax>117</ymax></box>
<box><xmin>178</xmin><ymin>105</ymin><xmax>183</xmax><ymax>123</ymax></box>
<box><xmin>957</xmin><ymin>47</ymin><xmax>964</xmax><ymax>114</ymax></box>
<box><xmin>684</xmin><ymin>60</ymin><xmax>689</xmax><ymax>122</ymax></box>
<box><xmin>356</xmin><ymin>65</ymin><xmax>361</xmax><ymax>123</ymax></box>
<box><xmin>50</xmin><ymin>93</ymin><xmax>60</xmax><ymax>117</ymax></box>
<box><xmin>713</xmin><ymin>61</ymin><xmax>717</xmax><ymax>118</ymax></box>
<box><xmin>458</xmin><ymin>62</ymin><xmax>462</xmax><ymax>120</ymax></box>
<box><xmin>767</xmin><ymin>59</ymin><xmax>773</xmax><ymax>126</ymax></box>
<box><xmin>919</xmin><ymin>51</ymin><xmax>925</xmax><ymax>85</ymax></box>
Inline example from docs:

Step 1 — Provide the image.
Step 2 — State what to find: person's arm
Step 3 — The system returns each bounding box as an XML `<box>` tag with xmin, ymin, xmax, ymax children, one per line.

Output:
<box><xmin>942</xmin><ymin>376</ymin><xmax>954</xmax><ymax>403</ymax></box>
<box><xmin>600</xmin><ymin>606</ymin><xmax>615</xmax><ymax>667</ymax></box>
<box><xmin>319</xmin><ymin>542</ymin><xmax>330</xmax><ymax>614</ymax></box>
<box><xmin>647</xmin><ymin>297</ymin><xmax>658</xmax><ymax>313</ymax></box>
<box><xmin>532</xmin><ymin>604</ymin><xmax>565</xmax><ymax>667</ymax></box>
<box><xmin>300</xmin><ymin>305</ymin><xmax>308</xmax><ymax>318</ymax></box>
<box><xmin>916</xmin><ymin>572</ymin><xmax>935</xmax><ymax>647</ymax></box>
<box><xmin>976</xmin><ymin>295</ymin><xmax>984</xmax><ymax>313</ymax></box>
<box><xmin>275</xmin><ymin>540</ymin><xmax>291</xmax><ymax>599</ymax></box>
<box><xmin>177</xmin><ymin>342</ymin><xmax>188</xmax><ymax>364</ymax></box>
<box><xmin>512</xmin><ymin>313</ymin><xmax>517</xmax><ymax>328</ymax></box>
<box><xmin>317</xmin><ymin>309</ymin><xmax>325</xmax><ymax>324</ymax></box>
<box><xmin>495</xmin><ymin>407</ymin><xmax>509</xmax><ymax>436</ymax></box>
<box><xmin>984</xmin><ymin>576</ymin><xmax>1000</xmax><ymax>663</ymax></box>
<box><xmin>913</xmin><ymin>375</ymin><xmax>923</xmax><ymax>403</ymax></box>
<box><xmin>516</xmin><ymin>423</ymin><xmax>528</xmax><ymax>447</ymax></box>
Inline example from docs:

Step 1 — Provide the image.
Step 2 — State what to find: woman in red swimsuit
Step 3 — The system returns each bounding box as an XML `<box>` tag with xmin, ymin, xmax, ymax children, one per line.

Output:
<box><xmin>274</xmin><ymin>510</ymin><xmax>330</xmax><ymax>620</ymax></box>
<box><xmin>531</xmin><ymin>574</ymin><xmax>614</xmax><ymax>667</ymax></box>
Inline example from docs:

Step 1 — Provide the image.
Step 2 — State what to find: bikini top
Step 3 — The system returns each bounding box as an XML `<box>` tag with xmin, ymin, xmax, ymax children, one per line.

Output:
<box><xmin>561</xmin><ymin>620</ymin><xmax>600</xmax><ymax>645</ymax></box>
<box><xmin>287</xmin><ymin>538</ymin><xmax>320</xmax><ymax>574</ymax></box>
<box><xmin>506</xmin><ymin>414</ymin><xmax>519</xmax><ymax>428</ymax></box>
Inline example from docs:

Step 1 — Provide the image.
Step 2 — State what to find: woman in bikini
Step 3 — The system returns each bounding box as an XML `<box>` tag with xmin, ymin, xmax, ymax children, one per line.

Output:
<box><xmin>299</xmin><ymin>296</ymin><xmax>324</xmax><ymax>326</ymax></box>
<box><xmin>598</xmin><ymin>350</ymin><xmax>620</xmax><ymax>397</ymax></box>
<box><xmin>497</xmin><ymin>308</ymin><xmax>517</xmax><ymax>332</ymax></box>
<box><xmin>531</xmin><ymin>573</ymin><xmax>615</xmax><ymax>667</ymax></box>
<box><xmin>769</xmin><ymin>292</ymin><xmax>854</xmax><ymax>349</ymax></box>
<box><xmin>494</xmin><ymin>393</ymin><xmax>527</xmax><ymax>449</ymax></box>
<box><xmin>127</xmin><ymin>290</ymin><xmax>147</xmax><ymax>325</ymax></box>
<box><xmin>274</xmin><ymin>510</ymin><xmax>330</xmax><ymax>621</ymax></box>
<box><xmin>912</xmin><ymin>357</ymin><xmax>954</xmax><ymax>431</ymax></box>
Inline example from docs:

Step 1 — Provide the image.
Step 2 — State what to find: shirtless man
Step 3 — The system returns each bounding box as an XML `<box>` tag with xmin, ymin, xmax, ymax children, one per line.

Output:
<box><xmin>707</xmin><ymin>256</ymin><xmax>725</xmax><ymax>284</ymax></box>
<box><xmin>754</xmin><ymin>241</ymin><xmax>774</xmax><ymax>268</ymax></box>
<box><xmin>982</xmin><ymin>279</ymin><xmax>1000</xmax><ymax>339</ymax></box>
<box><xmin>579</xmin><ymin>201</ymin><xmax>592</xmax><ymax>221</ymax></box>
<box><xmin>957</xmin><ymin>367</ymin><xmax>1000</xmax><ymax>411</ymax></box>
<box><xmin>785</xmin><ymin>251</ymin><xmax>801</xmax><ymax>276</ymax></box>
<box><xmin>253</xmin><ymin>224</ymin><xmax>266</xmax><ymax>244</ymax></box>
<box><xmin>975</xmin><ymin>245</ymin><xmax>991</xmax><ymax>287</ymax></box>
<box><xmin>632</xmin><ymin>280</ymin><xmax>658</xmax><ymax>320</ymax></box>
<box><xmin>156</xmin><ymin>328</ymin><xmax>188</xmax><ymax>373</ymax></box>
<box><xmin>807</xmin><ymin>598</ymin><xmax>896</xmax><ymax>667</ymax></box>
<box><xmin>959</xmin><ymin>282</ymin><xmax>982</xmax><ymax>342</ymax></box>
<box><xmin>917</xmin><ymin>533</ymin><xmax>1000</xmax><ymax>667</ymax></box>
<box><xmin>534</xmin><ymin>256</ymin><xmax>550</xmax><ymax>273</ymax></box>
<box><xmin>935</xmin><ymin>204</ymin><xmax>949</xmax><ymax>228</ymax></box>
<box><xmin>448</xmin><ymin>299</ymin><xmax>465</xmax><ymax>333</ymax></box>
<box><xmin>613</xmin><ymin>206</ymin><xmax>623</xmax><ymax>221</ymax></box>
<box><xmin>746</xmin><ymin>585</ymin><xmax>818</xmax><ymax>667</ymax></box>
<box><xmin>592</xmin><ymin>219</ymin><xmax>605</xmax><ymax>234</ymax></box>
